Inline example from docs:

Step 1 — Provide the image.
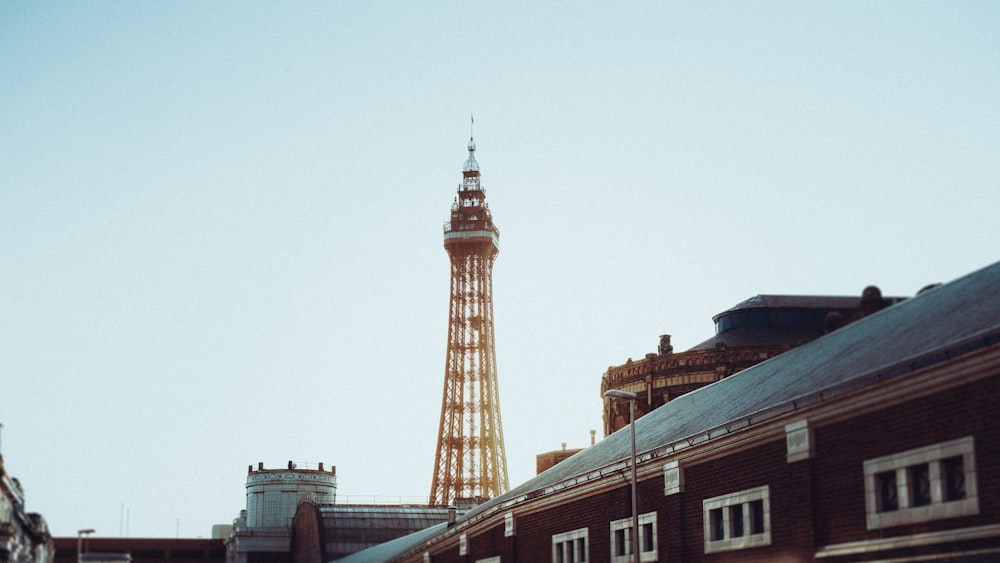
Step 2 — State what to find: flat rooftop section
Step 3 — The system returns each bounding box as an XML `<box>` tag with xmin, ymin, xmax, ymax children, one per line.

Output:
<box><xmin>53</xmin><ymin>538</ymin><xmax>226</xmax><ymax>563</ymax></box>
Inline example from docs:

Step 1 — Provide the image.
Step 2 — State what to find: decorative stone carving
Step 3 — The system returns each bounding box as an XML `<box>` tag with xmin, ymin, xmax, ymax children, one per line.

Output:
<box><xmin>663</xmin><ymin>460</ymin><xmax>684</xmax><ymax>496</ymax></box>
<box><xmin>785</xmin><ymin>419</ymin><xmax>814</xmax><ymax>462</ymax></box>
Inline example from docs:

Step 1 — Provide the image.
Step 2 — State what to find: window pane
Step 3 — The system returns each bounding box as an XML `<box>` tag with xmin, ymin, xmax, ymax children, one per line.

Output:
<box><xmin>576</xmin><ymin>537</ymin><xmax>586</xmax><ymax>562</ymax></box>
<box><xmin>710</xmin><ymin>508</ymin><xmax>724</xmax><ymax>540</ymax></box>
<box><xmin>877</xmin><ymin>471</ymin><xmax>898</xmax><ymax>512</ymax></box>
<box><xmin>749</xmin><ymin>500</ymin><xmax>765</xmax><ymax>535</ymax></box>
<box><xmin>614</xmin><ymin>528</ymin><xmax>626</xmax><ymax>556</ymax></box>
<box><xmin>944</xmin><ymin>456</ymin><xmax>966</xmax><ymax>501</ymax></box>
<box><xmin>747</xmin><ymin>310</ymin><xmax>769</xmax><ymax>327</ymax></box>
<box><xmin>730</xmin><ymin>504</ymin><xmax>744</xmax><ymax>537</ymax></box>
<box><xmin>642</xmin><ymin>522</ymin><xmax>654</xmax><ymax>553</ymax></box>
<box><xmin>910</xmin><ymin>464</ymin><xmax>931</xmax><ymax>507</ymax></box>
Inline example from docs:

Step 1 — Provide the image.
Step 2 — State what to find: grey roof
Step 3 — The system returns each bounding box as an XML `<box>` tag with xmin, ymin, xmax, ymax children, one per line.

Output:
<box><xmin>341</xmin><ymin>260</ymin><xmax>1000</xmax><ymax>562</ymax></box>
<box><xmin>718</xmin><ymin>294</ymin><xmax>863</xmax><ymax>315</ymax></box>
<box><xmin>321</xmin><ymin>504</ymin><xmax>449</xmax><ymax>533</ymax></box>
<box><xmin>318</xmin><ymin>505</ymin><xmax>452</xmax><ymax>561</ymax></box>
<box><xmin>333</xmin><ymin>522</ymin><xmax>447</xmax><ymax>563</ymax></box>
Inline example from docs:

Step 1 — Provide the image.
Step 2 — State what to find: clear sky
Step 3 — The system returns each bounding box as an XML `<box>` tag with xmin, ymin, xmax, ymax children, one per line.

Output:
<box><xmin>2</xmin><ymin>2</ymin><xmax>998</xmax><ymax>539</ymax></box>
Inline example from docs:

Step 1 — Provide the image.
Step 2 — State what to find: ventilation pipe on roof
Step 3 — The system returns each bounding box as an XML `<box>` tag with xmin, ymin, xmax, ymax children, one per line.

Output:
<box><xmin>447</xmin><ymin>506</ymin><xmax>457</xmax><ymax>527</ymax></box>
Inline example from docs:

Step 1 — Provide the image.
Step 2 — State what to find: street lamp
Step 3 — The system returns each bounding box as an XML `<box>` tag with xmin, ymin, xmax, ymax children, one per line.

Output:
<box><xmin>605</xmin><ymin>389</ymin><xmax>639</xmax><ymax>563</ymax></box>
<box><xmin>77</xmin><ymin>529</ymin><xmax>95</xmax><ymax>563</ymax></box>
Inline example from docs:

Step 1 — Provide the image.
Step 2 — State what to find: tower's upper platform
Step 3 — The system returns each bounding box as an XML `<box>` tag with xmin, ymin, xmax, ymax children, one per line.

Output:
<box><xmin>444</xmin><ymin>135</ymin><xmax>499</xmax><ymax>249</ymax></box>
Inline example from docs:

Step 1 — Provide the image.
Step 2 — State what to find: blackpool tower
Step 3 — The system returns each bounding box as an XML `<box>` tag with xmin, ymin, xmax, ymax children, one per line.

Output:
<box><xmin>429</xmin><ymin>131</ymin><xmax>509</xmax><ymax>506</ymax></box>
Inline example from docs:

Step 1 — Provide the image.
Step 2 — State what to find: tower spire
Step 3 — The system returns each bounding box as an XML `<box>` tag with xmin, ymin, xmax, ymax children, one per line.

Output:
<box><xmin>430</xmin><ymin>130</ymin><xmax>509</xmax><ymax>506</ymax></box>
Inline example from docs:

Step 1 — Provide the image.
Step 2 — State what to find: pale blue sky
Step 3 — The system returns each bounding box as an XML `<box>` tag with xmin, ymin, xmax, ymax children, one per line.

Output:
<box><xmin>2</xmin><ymin>2</ymin><xmax>998</xmax><ymax>538</ymax></box>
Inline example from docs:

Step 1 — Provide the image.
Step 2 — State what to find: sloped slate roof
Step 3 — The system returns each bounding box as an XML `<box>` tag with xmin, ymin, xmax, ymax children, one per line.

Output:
<box><xmin>320</xmin><ymin>505</ymin><xmax>452</xmax><ymax>559</ymax></box>
<box><xmin>334</xmin><ymin>522</ymin><xmax>447</xmax><ymax>562</ymax></box>
<box><xmin>337</xmin><ymin>260</ymin><xmax>1000</xmax><ymax>562</ymax></box>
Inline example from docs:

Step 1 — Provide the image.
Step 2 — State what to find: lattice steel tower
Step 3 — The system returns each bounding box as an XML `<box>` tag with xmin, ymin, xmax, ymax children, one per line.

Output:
<box><xmin>429</xmin><ymin>132</ymin><xmax>509</xmax><ymax>506</ymax></box>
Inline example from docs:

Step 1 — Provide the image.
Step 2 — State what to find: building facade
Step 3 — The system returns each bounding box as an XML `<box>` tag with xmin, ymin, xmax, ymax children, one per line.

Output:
<box><xmin>535</xmin><ymin>446</ymin><xmax>584</xmax><ymax>477</ymax></box>
<box><xmin>338</xmin><ymin>260</ymin><xmax>1000</xmax><ymax>562</ymax></box>
<box><xmin>0</xmin><ymin>455</ymin><xmax>54</xmax><ymax>563</ymax></box>
<box><xmin>227</xmin><ymin>462</ymin><xmax>336</xmax><ymax>563</ymax></box>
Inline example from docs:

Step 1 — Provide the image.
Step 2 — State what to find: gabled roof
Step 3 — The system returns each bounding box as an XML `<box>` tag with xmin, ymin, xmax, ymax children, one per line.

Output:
<box><xmin>337</xmin><ymin>260</ymin><xmax>1000</xmax><ymax>562</ymax></box>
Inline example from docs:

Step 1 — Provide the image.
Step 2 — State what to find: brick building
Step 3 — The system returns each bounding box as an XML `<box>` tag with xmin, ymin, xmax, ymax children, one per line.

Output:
<box><xmin>334</xmin><ymin>260</ymin><xmax>1000</xmax><ymax>562</ymax></box>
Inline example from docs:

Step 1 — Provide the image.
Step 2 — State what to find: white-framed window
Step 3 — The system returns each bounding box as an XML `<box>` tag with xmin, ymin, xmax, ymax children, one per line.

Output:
<box><xmin>864</xmin><ymin>436</ymin><xmax>978</xmax><ymax>530</ymax></box>
<box><xmin>610</xmin><ymin>512</ymin><xmax>658</xmax><ymax>562</ymax></box>
<box><xmin>552</xmin><ymin>527</ymin><xmax>588</xmax><ymax>563</ymax></box>
<box><xmin>476</xmin><ymin>558</ymin><xmax>500</xmax><ymax>563</ymax></box>
<box><xmin>703</xmin><ymin>485</ymin><xmax>771</xmax><ymax>553</ymax></box>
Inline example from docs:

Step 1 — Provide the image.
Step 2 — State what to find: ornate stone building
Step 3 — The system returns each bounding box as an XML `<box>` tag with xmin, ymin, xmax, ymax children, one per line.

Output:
<box><xmin>602</xmin><ymin>290</ymin><xmax>902</xmax><ymax>435</ymax></box>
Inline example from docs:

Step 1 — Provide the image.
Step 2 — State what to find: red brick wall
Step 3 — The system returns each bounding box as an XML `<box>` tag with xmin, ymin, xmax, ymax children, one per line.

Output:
<box><xmin>680</xmin><ymin>438</ymin><xmax>815</xmax><ymax>562</ymax></box>
<box><xmin>291</xmin><ymin>504</ymin><xmax>321</xmax><ymax>563</ymax></box>
<box><xmin>464</xmin><ymin>523</ymin><xmax>505</xmax><ymax>562</ymax></box>
<box><xmin>508</xmin><ymin>485</ymin><xmax>631</xmax><ymax>562</ymax></box>
<box><xmin>813</xmin><ymin>372</ymin><xmax>1000</xmax><ymax>547</ymax></box>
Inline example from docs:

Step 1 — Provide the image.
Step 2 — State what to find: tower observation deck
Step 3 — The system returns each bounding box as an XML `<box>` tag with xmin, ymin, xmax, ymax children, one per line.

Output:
<box><xmin>429</xmin><ymin>134</ymin><xmax>509</xmax><ymax>506</ymax></box>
